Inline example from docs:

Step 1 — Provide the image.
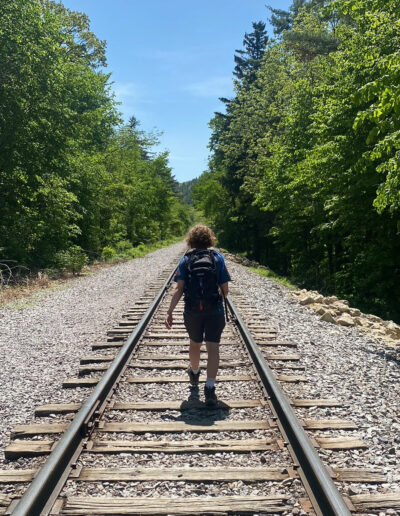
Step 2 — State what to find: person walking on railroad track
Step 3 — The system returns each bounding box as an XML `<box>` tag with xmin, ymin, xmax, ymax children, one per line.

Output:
<box><xmin>165</xmin><ymin>225</ymin><xmax>231</xmax><ymax>406</ymax></box>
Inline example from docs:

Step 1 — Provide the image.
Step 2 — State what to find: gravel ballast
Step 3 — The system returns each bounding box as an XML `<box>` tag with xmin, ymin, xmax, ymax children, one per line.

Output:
<box><xmin>227</xmin><ymin>259</ymin><xmax>400</xmax><ymax>496</ymax></box>
<box><xmin>1</xmin><ymin>244</ymin><xmax>399</xmax><ymax>507</ymax></box>
<box><xmin>0</xmin><ymin>242</ymin><xmax>186</xmax><ymax>460</ymax></box>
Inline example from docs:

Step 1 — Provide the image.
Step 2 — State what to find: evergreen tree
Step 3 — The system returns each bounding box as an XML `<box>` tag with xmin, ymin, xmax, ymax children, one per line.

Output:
<box><xmin>233</xmin><ymin>22</ymin><xmax>269</xmax><ymax>83</ymax></box>
<box><xmin>195</xmin><ymin>0</ymin><xmax>400</xmax><ymax>321</ymax></box>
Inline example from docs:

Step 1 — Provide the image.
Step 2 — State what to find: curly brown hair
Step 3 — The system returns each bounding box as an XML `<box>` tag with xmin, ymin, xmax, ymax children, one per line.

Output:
<box><xmin>186</xmin><ymin>225</ymin><xmax>216</xmax><ymax>249</ymax></box>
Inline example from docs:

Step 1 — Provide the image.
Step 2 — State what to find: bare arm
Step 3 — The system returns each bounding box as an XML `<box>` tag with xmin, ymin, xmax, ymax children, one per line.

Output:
<box><xmin>165</xmin><ymin>280</ymin><xmax>184</xmax><ymax>329</ymax></box>
<box><xmin>220</xmin><ymin>282</ymin><xmax>229</xmax><ymax>297</ymax></box>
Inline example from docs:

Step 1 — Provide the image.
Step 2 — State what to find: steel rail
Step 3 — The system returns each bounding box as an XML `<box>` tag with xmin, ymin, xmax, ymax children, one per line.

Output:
<box><xmin>12</xmin><ymin>266</ymin><xmax>178</xmax><ymax>516</ymax></box>
<box><xmin>227</xmin><ymin>296</ymin><xmax>351</xmax><ymax>516</ymax></box>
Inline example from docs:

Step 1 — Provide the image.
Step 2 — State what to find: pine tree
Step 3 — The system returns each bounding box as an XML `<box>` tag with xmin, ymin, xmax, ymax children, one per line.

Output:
<box><xmin>233</xmin><ymin>22</ymin><xmax>268</xmax><ymax>84</ymax></box>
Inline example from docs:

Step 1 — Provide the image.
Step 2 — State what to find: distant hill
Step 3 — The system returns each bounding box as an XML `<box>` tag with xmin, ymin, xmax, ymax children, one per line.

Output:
<box><xmin>177</xmin><ymin>178</ymin><xmax>198</xmax><ymax>205</ymax></box>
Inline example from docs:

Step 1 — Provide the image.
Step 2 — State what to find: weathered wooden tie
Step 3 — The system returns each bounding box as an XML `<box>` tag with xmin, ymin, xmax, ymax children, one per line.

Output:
<box><xmin>60</xmin><ymin>495</ymin><xmax>291</xmax><ymax>514</ymax></box>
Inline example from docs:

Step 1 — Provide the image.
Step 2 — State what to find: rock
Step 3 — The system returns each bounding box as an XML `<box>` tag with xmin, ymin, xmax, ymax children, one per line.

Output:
<box><xmin>385</xmin><ymin>321</ymin><xmax>400</xmax><ymax>338</ymax></box>
<box><xmin>332</xmin><ymin>301</ymin><xmax>351</xmax><ymax>313</ymax></box>
<box><xmin>367</xmin><ymin>314</ymin><xmax>382</xmax><ymax>323</ymax></box>
<box><xmin>336</xmin><ymin>313</ymin><xmax>356</xmax><ymax>327</ymax></box>
<box><xmin>349</xmin><ymin>308</ymin><xmax>361</xmax><ymax>317</ymax></box>
<box><xmin>299</xmin><ymin>295</ymin><xmax>315</xmax><ymax>306</ymax></box>
<box><xmin>316</xmin><ymin>306</ymin><xmax>327</xmax><ymax>316</ymax></box>
<box><xmin>320</xmin><ymin>311</ymin><xmax>336</xmax><ymax>324</ymax></box>
<box><xmin>347</xmin><ymin>486</ymin><xmax>359</xmax><ymax>496</ymax></box>
<box><xmin>324</xmin><ymin>296</ymin><xmax>339</xmax><ymax>304</ymax></box>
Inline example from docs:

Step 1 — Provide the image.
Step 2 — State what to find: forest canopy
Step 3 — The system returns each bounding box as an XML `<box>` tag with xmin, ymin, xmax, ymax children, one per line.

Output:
<box><xmin>193</xmin><ymin>0</ymin><xmax>400</xmax><ymax>321</ymax></box>
<box><xmin>0</xmin><ymin>0</ymin><xmax>191</xmax><ymax>272</ymax></box>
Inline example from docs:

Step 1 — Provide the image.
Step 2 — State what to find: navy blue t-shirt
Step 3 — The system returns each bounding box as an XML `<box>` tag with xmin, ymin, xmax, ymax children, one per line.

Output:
<box><xmin>174</xmin><ymin>249</ymin><xmax>231</xmax><ymax>314</ymax></box>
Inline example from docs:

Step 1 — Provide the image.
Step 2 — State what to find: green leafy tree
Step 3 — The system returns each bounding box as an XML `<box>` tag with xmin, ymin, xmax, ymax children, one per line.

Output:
<box><xmin>0</xmin><ymin>1</ymin><xmax>190</xmax><ymax>272</ymax></box>
<box><xmin>198</xmin><ymin>0</ymin><xmax>400</xmax><ymax>321</ymax></box>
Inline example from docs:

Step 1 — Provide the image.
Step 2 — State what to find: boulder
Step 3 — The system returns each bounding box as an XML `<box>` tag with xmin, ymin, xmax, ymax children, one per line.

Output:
<box><xmin>358</xmin><ymin>318</ymin><xmax>372</xmax><ymax>328</ymax></box>
<box><xmin>316</xmin><ymin>306</ymin><xmax>327</xmax><ymax>316</ymax></box>
<box><xmin>336</xmin><ymin>313</ymin><xmax>356</xmax><ymax>327</ymax></box>
<box><xmin>324</xmin><ymin>296</ymin><xmax>339</xmax><ymax>304</ymax></box>
<box><xmin>367</xmin><ymin>314</ymin><xmax>382</xmax><ymax>323</ymax></box>
<box><xmin>349</xmin><ymin>308</ymin><xmax>361</xmax><ymax>317</ymax></box>
<box><xmin>299</xmin><ymin>295</ymin><xmax>316</xmax><ymax>306</ymax></box>
<box><xmin>332</xmin><ymin>302</ymin><xmax>351</xmax><ymax>314</ymax></box>
<box><xmin>320</xmin><ymin>311</ymin><xmax>336</xmax><ymax>324</ymax></box>
<box><xmin>299</xmin><ymin>293</ymin><xmax>324</xmax><ymax>305</ymax></box>
<box><xmin>385</xmin><ymin>321</ymin><xmax>400</xmax><ymax>338</ymax></box>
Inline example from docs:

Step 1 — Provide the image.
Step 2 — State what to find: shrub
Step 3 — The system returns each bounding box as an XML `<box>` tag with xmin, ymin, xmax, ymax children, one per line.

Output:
<box><xmin>55</xmin><ymin>245</ymin><xmax>88</xmax><ymax>274</ymax></box>
<box><xmin>101</xmin><ymin>246</ymin><xmax>116</xmax><ymax>262</ymax></box>
<box><xmin>115</xmin><ymin>240</ymin><xmax>134</xmax><ymax>254</ymax></box>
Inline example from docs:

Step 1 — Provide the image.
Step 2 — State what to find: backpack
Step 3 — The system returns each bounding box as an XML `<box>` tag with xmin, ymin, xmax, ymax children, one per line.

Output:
<box><xmin>184</xmin><ymin>250</ymin><xmax>220</xmax><ymax>311</ymax></box>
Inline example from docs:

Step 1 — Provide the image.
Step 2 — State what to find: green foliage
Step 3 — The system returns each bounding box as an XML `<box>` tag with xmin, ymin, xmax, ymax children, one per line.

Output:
<box><xmin>101</xmin><ymin>247</ymin><xmax>116</xmax><ymax>262</ymax></box>
<box><xmin>54</xmin><ymin>245</ymin><xmax>88</xmax><ymax>274</ymax></box>
<box><xmin>0</xmin><ymin>0</ymin><xmax>190</xmax><ymax>274</ymax></box>
<box><xmin>196</xmin><ymin>0</ymin><xmax>400</xmax><ymax>322</ymax></box>
<box><xmin>101</xmin><ymin>236</ymin><xmax>185</xmax><ymax>264</ymax></box>
<box><xmin>176</xmin><ymin>178</ymin><xmax>198</xmax><ymax>205</ymax></box>
<box><xmin>248</xmin><ymin>267</ymin><xmax>297</xmax><ymax>290</ymax></box>
<box><xmin>234</xmin><ymin>22</ymin><xmax>269</xmax><ymax>83</ymax></box>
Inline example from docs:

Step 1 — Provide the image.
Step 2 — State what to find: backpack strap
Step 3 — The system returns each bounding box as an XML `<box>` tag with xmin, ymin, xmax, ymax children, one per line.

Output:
<box><xmin>208</xmin><ymin>249</ymin><xmax>217</xmax><ymax>274</ymax></box>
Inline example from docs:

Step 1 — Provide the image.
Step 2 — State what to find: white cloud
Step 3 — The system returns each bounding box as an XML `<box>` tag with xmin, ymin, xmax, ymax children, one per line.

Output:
<box><xmin>184</xmin><ymin>76</ymin><xmax>233</xmax><ymax>98</ymax></box>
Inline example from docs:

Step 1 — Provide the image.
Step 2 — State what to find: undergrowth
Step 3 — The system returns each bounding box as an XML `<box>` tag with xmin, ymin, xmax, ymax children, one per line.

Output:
<box><xmin>248</xmin><ymin>266</ymin><xmax>297</xmax><ymax>290</ymax></box>
<box><xmin>0</xmin><ymin>236</ymin><xmax>185</xmax><ymax>307</ymax></box>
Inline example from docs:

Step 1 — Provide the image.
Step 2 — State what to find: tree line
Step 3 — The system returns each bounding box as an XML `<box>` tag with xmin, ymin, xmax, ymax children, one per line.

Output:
<box><xmin>0</xmin><ymin>0</ymin><xmax>191</xmax><ymax>273</ymax></box>
<box><xmin>194</xmin><ymin>0</ymin><xmax>400</xmax><ymax>321</ymax></box>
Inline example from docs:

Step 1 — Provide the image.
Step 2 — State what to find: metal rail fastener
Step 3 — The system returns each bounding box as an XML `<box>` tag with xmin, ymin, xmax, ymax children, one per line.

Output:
<box><xmin>227</xmin><ymin>296</ymin><xmax>351</xmax><ymax>516</ymax></box>
<box><xmin>12</xmin><ymin>266</ymin><xmax>177</xmax><ymax>516</ymax></box>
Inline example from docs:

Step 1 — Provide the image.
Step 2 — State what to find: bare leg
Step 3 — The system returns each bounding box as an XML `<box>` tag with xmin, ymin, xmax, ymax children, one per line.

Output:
<box><xmin>189</xmin><ymin>340</ymin><xmax>202</xmax><ymax>370</ymax></box>
<box><xmin>206</xmin><ymin>341</ymin><xmax>220</xmax><ymax>379</ymax></box>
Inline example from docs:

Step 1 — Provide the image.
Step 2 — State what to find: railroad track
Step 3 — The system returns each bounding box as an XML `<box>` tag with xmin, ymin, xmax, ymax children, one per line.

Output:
<box><xmin>1</xmin><ymin>254</ymin><xmax>399</xmax><ymax>515</ymax></box>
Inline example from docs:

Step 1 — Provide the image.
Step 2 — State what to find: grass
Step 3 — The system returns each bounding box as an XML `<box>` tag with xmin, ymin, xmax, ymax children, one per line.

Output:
<box><xmin>248</xmin><ymin>266</ymin><xmax>297</xmax><ymax>290</ymax></box>
<box><xmin>100</xmin><ymin>235</ymin><xmax>184</xmax><ymax>265</ymax></box>
<box><xmin>0</xmin><ymin>235</ymin><xmax>185</xmax><ymax>308</ymax></box>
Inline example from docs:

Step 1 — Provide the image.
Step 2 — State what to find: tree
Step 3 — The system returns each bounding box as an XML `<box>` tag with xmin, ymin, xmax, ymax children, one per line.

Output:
<box><xmin>197</xmin><ymin>0</ymin><xmax>400</xmax><ymax>321</ymax></box>
<box><xmin>0</xmin><ymin>1</ymin><xmax>189</xmax><ymax>270</ymax></box>
<box><xmin>233</xmin><ymin>22</ymin><xmax>269</xmax><ymax>84</ymax></box>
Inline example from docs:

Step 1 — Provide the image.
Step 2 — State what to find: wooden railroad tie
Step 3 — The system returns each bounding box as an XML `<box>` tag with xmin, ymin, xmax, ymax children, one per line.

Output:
<box><xmin>58</xmin><ymin>495</ymin><xmax>292</xmax><ymax>514</ymax></box>
<box><xmin>93</xmin><ymin>340</ymin><xmax>297</xmax><ymax>349</ymax></box>
<box><xmin>62</xmin><ymin>375</ymin><xmax>256</xmax><ymax>388</ymax></box>
<box><xmin>10</xmin><ymin>420</ymin><xmax>274</xmax><ymax>438</ymax></box>
<box><xmin>77</xmin><ymin>361</ymin><xmax>249</xmax><ymax>376</ymax></box>
<box><xmin>10</xmin><ymin>418</ymin><xmax>359</xmax><ymax>439</ymax></box>
<box><xmin>79</xmin><ymin>353</ymin><xmax>300</xmax><ymax>365</ymax></box>
<box><xmin>34</xmin><ymin>398</ymin><xmax>343</xmax><ymax>416</ymax></box>
<box><xmin>0</xmin><ymin>467</ymin><xmax>389</xmax><ymax>485</ymax></box>
<box><xmin>62</xmin><ymin>373</ymin><xmax>307</xmax><ymax>388</ymax></box>
<box><xmin>5</xmin><ymin>438</ymin><xmax>278</xmax><ymax>459</ymax></box>
<box><xmin>75</xmin><ymin>466</ymin><xmax>293</xmax><ymax>482</ymax></box>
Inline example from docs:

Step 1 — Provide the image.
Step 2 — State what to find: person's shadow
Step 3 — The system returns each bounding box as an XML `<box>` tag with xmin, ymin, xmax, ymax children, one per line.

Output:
<box><xmin>160</xmin><ymin>386</ymin><xmax>231</xmax><ymax>426</ymax></box>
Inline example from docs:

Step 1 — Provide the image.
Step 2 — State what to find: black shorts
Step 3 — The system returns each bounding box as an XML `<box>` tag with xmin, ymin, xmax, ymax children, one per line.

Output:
<box><xmin>183</xmin><ymin>312</ymin><xmax>226</xmax><ymax>343</ymax></box>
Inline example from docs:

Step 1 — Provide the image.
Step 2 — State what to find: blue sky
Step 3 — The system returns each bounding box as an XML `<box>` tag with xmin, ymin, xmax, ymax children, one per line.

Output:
<box><xmin>61</xmin><ymin>0</ymin><xmax>291</xmax><ymax>182</ymax></box>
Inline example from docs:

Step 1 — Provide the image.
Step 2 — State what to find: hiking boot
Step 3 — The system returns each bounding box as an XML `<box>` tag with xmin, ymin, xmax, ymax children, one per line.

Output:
<box><xmin>204</xmin><ymin>385</ymin><xmax>217</xmax><ymax>406</ymax></box>
<box><xmin>187</xmin><ymin>368</ymin><xmax>201</xmax><ymax>386</ymax></box>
